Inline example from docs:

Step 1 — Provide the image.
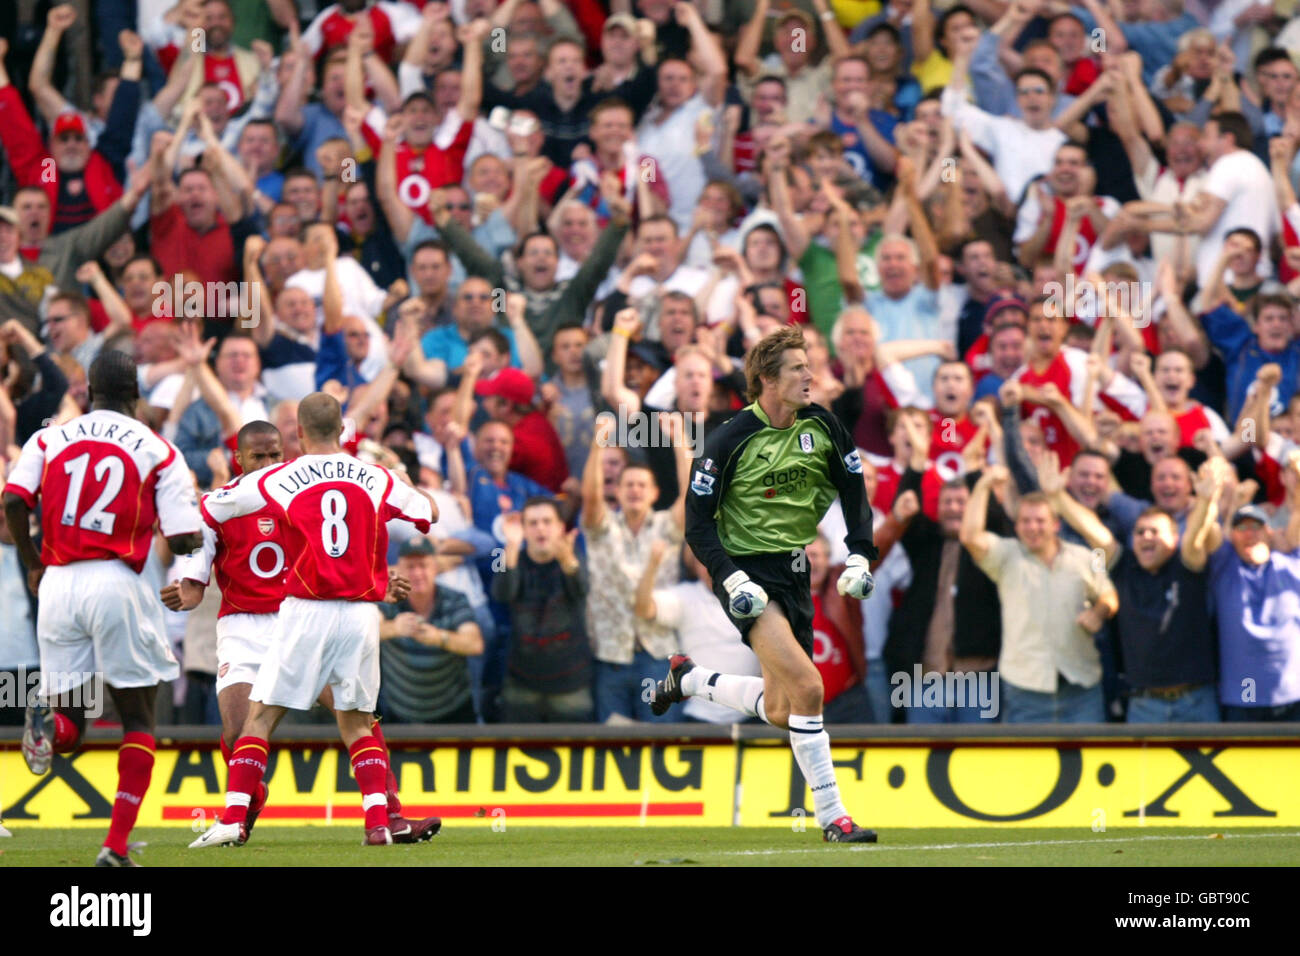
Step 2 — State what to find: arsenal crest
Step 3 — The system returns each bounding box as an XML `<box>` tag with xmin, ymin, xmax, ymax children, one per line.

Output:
<box><xmin>258</xmin><ymin>517</ymin><xmax>275</xmax><ymax>535</ymax></box>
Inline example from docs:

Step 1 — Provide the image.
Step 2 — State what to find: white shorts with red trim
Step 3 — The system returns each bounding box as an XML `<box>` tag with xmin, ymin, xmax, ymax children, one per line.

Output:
<box><xmin>215</xmin><ymin>612</ymin><xmax>277</xmax><ymax>694</ymax></box>
<box><xmin>36</xmin><ymin>560</ymin><xmax>179</xmax><ymax>695</ymax></box>
<box><xmin>249</xmin><ymin>597</ymin><xmax>380</xmax><ymax>713</ymax></box>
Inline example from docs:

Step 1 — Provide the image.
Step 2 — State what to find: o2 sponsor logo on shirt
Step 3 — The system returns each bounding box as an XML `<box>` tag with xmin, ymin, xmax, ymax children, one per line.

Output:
<box><xmin>398</xmin><ymin>173</ymin><xmax>432</xmax><ymax>209</ymax></box>
<box><xmin>933</xmin><ymin>450</ymin><xmax>964</xmax><ymax>481</ymax></box>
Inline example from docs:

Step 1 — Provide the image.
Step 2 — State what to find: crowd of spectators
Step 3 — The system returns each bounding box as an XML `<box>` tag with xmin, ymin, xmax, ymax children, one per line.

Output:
<box><xmin>1</xmin><ymin>0</ymin><xmax>1298</xmax><ymax>728</ymax></box>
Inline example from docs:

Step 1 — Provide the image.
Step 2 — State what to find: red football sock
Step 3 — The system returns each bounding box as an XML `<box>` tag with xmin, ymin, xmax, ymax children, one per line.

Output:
<box><xmin>103</xmin><ymin>733</ymin><xmax>155</xmax><ymax>856</ymax></box>
<box><xmin>52</xmin><ymin>712</ymin><xmax>80</xmax><ymax>753</ymax></box>
<box><xmin>223</xmin><ymin>736</ymin><xmax>269</xmax><ymax>826</ymax></box>
<box><xmin>370</xmin><ymin>720</ymin><xmax>402</xmax><ymax>816</ymax></box>
<box><xmin>219</xmin><ymin>736</ymin><xmax>233</xmax><ymax>767</ymax></box>
<box><xmin>349</xmin><ymin>736</ymin><xmax>390</xmax><ymax>830</ymax></box>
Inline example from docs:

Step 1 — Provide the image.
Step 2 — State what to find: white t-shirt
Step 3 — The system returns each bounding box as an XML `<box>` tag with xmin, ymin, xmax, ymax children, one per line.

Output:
<box><xmin>1197</xmin><ymin>149</ymin><xmax>1280</xmax><ymax>288</ymax></box>
<box><xmin>942</xmin><ymin>87</ymin><xmax>1066</xmax><ymax>203</ymax></box>
<box><xmin>653</xmin><ymin>580</ymin><xmax>762</xmax><ymax>723</ymax></box>
<box><xmin>382</xmin><ymin>487</ymin><xmax>487</xmax><ymax>609</ymax></box>
<box><xmin>0</xmin><ymin>542</ymin><xmax>37</xmax><ymax>669</ymax></box>
<box><xmin>816</xmin><ymin>506</ymin><xmax>912</xmax><ymax>661</ymax></box>
<box><xmin>863</xmin><ymin>534</ymin><xmax>911</xmax><ymax>661</ymax></box>
<box><xmin>142</xmin><ymin>369</ymin><xmax>185</xmax><ymax>410</ymax></box>
<box><xmin>636</xmin><ymin>92</ymin><xmax>717</xmax><ymax>233</ymax></box>
<box><xmin>1135</xmin><ymin>159</ymin><xmax>1205</xmax><ymax>268</ymax></box>
<box><xmin>286</xmin><ymin>258</ymin><xmax>389</xmax><ymax>381</ymax></box>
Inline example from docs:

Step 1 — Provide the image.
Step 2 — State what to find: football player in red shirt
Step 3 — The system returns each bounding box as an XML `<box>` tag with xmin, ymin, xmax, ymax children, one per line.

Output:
<box><xmin>189</xmin><ymin>394</ymin><xmax>436</xmax><ymax>848</ymax></box>
<box><xmin>167</xmin><ymin>419</ymin><xmax>440</xmax><ymax>844</ymax></box>
<box><xmin>3</xmin><ymin>352</ymin><xmax>204</xmax><ymax>866</ymax></box>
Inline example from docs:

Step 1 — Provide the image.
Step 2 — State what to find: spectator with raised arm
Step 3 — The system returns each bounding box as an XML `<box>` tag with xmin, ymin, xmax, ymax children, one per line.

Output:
<box><xmin>493</xmin><ymin>502</ymin><xmax>593</xmax><ymax>722</ymax></box>
<box><xmin>1113</xmin><ymin>459</ymin><xmax>1227</xmax><ymax>723</ymax></box>
<box><xmin>635</xmin><ymin>3</ymin><xmax>729</xmax><ymax>230</ymax></box>
<box><xmin>0</xmin><ymin>28</ymin><xmax>138</xmax><ymax>233</ymax></box>
<box><xmin>1207</xmin><ymin>451</ymin><xmax>1300</xmax><ymax>722</ymax></box>
<box><xmin>961</xmin><ymin>464</ymin><xmax>1118</xmax><ymax>722</ymax></box>
<box><xmin>942</xmin><ymin>31</ymin><xmax>1067</xmax><ymax>203</ymax></box>
<box><xmin>581</xmin><ymin>413</ymin><xmax>684</xmax><ymax>722</ymax></box>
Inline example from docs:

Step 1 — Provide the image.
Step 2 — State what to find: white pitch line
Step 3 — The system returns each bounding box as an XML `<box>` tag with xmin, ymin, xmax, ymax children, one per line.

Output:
<box><xmin>714</xmin><ymin>830</ymin><xmax>1300</xmax><ymax>857</ymax></box>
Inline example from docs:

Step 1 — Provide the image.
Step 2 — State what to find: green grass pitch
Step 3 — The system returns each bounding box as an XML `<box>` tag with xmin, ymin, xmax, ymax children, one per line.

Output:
<box><xmin>5</xmin><ymin>826</ymin><xmax>1300</xmax><ymax>866</ymax></box>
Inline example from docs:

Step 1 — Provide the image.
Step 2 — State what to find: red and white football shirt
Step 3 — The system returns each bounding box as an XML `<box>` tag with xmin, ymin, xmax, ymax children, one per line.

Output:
<box><xmin>1013</xmin><ymin>346</ymin><xmax>1146</xmax><ymax>466</ymax></box>
<box><xmin>811</xmin><ymin>595</ymin><xmax>855</xmax><ymax>705</ymax></box>
<box><xmin>203</xmin><ymin>453</ymin><xmax>432</xmax><ymax>602</ymax></box>
<box><xmin>873</xmin><ymin>461</ymin><xmax>945</xmax><ymax>521</ymax></box>
<box><xmin>392</xmin><ymin>134</ymin><xmax>472</xmax><ymax>221</ymax></box>
<box><xmin>186</xmin><ymin>481</ymin><xmax>289</xmax><ymax>618</ymax></box>
<box><xmin>3</xmin><ymin>409</ymin><xmax>200</xmax><ymax>573</ymax></box>
<box><xmin>928</xmin><ymin>411</ymin><xmax>979</xmax><ymax>482</ymax></box>
<box><xmin>364</xmin><ymin>111</ymin><xmax>474</xmax><ymax>223</ymax></box>
<box><xmin>965</xmin><ymin>335</ymin><xmax>993</xmax><ymax>383</ymax></box>
<box><xmin>1254</xmin><ymin>432</ymin><xmax>1295</xmax><ymax>506</ymax></box>
<box><xmin>1043</xmin><ymin>195</ymin><xmax>1120</xmax><ymax>272</ymax></box>
<box><xmin>203</xmin><ymin>53</ymin><xmax>246</xmax><ymax>112</ymax></box>
<box><xmin>302</xmin><ymin>2</ymin><xmax>422</xmax><ymax>63</ymax></box>
<box><xmin>1173</xmin><ymin>402</ymin><xmax>1230</xmax><ymax>450</ymax></box>
<box><xmin>872</xmin><ymin>459</ymin><xmax>902</xmax><ymax>513</ymax></box>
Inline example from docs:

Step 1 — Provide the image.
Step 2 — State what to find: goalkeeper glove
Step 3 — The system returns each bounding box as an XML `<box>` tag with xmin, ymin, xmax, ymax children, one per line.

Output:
<box><xmin>722</xmin><ymin>570</ymin><xmax>768</xmax><ymax>619</ymax></box>
<box><xmin>836</xmin><ymin>554</ymin><xmax>874</xmax><ymax>600</ymax></box>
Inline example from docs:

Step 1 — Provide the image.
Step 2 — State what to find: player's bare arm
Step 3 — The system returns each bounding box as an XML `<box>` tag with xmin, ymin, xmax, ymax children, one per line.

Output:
<box><xmin>160</xmin><ymin>578</ymin><xmax>205</xmax><ymax>611</ymax></box>
<box><xmin>2</xmin><ymin>490</ymin><xmax>43</xmax><ymax>593</ymax></box>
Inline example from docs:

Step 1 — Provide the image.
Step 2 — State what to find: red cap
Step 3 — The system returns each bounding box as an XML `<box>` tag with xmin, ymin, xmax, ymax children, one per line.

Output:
<box><xmin>474</xmin><ymin>368</ymin><xmax>535</xmax><ymax>406</ymax></box>
<box><xmin>53</xmin><ymin>113</ymin><xmax>88</xmax><ymax>138</ymax></box>
<box><xmin>985</xmin><ymin>294</ymin><xmax>1028</xmax><ymax>326</ymax></box>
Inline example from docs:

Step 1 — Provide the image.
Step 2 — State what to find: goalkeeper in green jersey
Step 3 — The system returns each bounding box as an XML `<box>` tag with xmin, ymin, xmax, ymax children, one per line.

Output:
<box><xmin>651</xmin><ymin>326</ymin><xmax>879</xmax><ymax>842</ymax></box>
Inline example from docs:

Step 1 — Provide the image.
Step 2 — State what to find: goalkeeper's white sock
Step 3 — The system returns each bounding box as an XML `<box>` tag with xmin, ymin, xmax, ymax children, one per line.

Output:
<box><xmin>682</xmin><ymin>668</ymin><xmax>770</xmax><ymax>724</ymax></box>
<box><xmin>788</xmin><ymin>714</ymin><xmax>849</xmax><ymax>828</ymax></box>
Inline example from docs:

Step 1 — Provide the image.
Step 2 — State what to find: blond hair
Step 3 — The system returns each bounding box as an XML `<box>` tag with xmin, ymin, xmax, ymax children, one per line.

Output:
<box><xmin>745</xmin><ymin>325</ymin><xmax>808</xmax><ymax>402</ymax></box>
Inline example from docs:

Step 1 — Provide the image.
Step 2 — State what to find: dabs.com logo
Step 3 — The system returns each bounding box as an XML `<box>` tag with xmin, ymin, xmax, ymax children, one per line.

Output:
<box><xmin>761</xmin><ymin>466</ymin><xmax>809</xmax><ymax>498</ymax></box>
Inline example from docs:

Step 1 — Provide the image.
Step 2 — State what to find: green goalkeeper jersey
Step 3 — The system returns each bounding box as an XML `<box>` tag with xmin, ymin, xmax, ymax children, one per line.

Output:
<box><xmin>685</xmin><ymin>401</ymin><xmax>876</xmax><ymax>583</ymax></box>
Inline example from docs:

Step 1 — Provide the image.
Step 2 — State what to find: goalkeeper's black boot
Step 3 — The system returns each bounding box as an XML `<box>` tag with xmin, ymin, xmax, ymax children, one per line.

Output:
<box><xmin>823</xmin><ymin>816</ymin><xmax>878</xmax><ymax>843</ymax></box>
<box><xmin>650</xmin><ymin>655</ymin><xmax>695</xmax><ymax>717</ymax></box>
